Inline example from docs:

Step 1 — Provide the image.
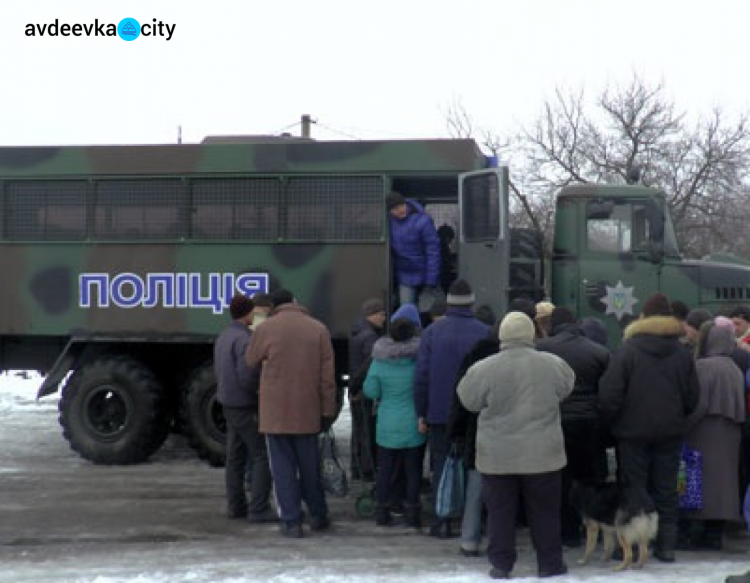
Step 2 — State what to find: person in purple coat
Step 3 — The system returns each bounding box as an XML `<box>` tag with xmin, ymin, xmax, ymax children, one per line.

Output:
<box><xmin>414</xmin><ymin>278</ymin><xmax>491</xmax><ymax>537</ymax></box>
<box><xmin>387</xmin><ymin>191</ymin><xmax>441</xmax><ymax>308</ymax></box>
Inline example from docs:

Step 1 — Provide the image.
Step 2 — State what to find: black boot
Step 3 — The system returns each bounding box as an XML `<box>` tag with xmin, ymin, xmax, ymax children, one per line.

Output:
<box><xmin>677</xmin><ymin>517</ymin><xmax>694</xmax><ymax>550</ymax></box>
<box><xmin>693</xmin><ymin>520</ymin><xmax>723</xmax><ymax>550</ymax></box>
<box><xmin>654</xmin><ymin>522</ymin><xmax>677</xmax><ymax>562</ymax></box>
<box><xmin>375</xmin><ymin>504</ymin><xmax>392</xmax><ymax>527</ymax></box>
<box><xmin>405</xmin><ymin>504</ymin><xmax>422</xmax><ymax>531</ymax></box>
<box><xmin>429</xmin><ymin>518</ymin><xmax>455</xmax><ymax>538</ymax></box>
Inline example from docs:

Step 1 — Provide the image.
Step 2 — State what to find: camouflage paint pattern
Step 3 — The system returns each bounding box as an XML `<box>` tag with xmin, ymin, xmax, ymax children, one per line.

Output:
<box><xmin>0</xmin><ymin>139</ymin><xmax>488</xmax><ymax>373</ymax></box>
<box><xmin>0</xmin><ymin>139</ymin><xmax>486</xmax><ymax>177</ymax></box>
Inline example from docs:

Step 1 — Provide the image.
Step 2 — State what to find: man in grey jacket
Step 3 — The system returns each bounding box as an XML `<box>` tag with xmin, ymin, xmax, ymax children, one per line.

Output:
<box><xmin>214</xmin><ymin>293</ymin><xmax>274</xmax><ymax>522</ymax></box>
<box><xmin>458</xmin><ymin>311</ymin><xmax>574</xmax><ymax>580</ymax></box>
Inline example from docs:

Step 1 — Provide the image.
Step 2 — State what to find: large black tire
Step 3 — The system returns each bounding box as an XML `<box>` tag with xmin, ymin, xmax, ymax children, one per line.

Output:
<box><xmin>59</xmin><ymin>356</ymin><xmax>170</xmax><ymax>465</ymax></box>
<box><xmin>179</xmin><ymin>364</ymin><xmax>226</xmax><ymax>467</ymax></box>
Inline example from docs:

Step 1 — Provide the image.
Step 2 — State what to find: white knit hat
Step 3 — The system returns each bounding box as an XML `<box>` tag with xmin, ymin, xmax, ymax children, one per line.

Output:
<box><xmin>499</xmin><ymin>312</ymin><xmax>535</xmax><ymax>343</ymax></box>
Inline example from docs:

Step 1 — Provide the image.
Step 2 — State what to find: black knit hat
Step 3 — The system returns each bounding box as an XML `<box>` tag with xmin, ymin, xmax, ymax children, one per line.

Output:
<box><xmin>361</xmin><ymin>297</ymin><xmax>384</xmax><ymax>317</ymax></box>
<box><xmin>549</xmin><ymin>307</ymin><xmax>575</xmax><ymax>332</ymax></box>
<box><xmin>508</xmin><ymin>297</ymin><xmax>536</xmax><ymax>320</ymax></box>
<box><xmin>386</xmin><ymin>191</ymin><xmax>406</xmax><ymax>210</ymax></box>
<box><xmin>229</xmin><ymin>293</ymin><xmax>254</xmax><ymax>319</ymax></box>
<box><xmin>270</xmin><ymin>289</ymin><xmax>294</xmax><ymax>308</ymax></box>
<box><xmin>447</xmin><ymin>279</ymin><xmax>475</xmax><ymax>306</ymax></box>
<box><xmin>642</xmin><ymin>292</ymin><xmax>672</xmax><ymax>317</ymax></box>
<box><xmin>685</xmin><ymin>308</ymin><xmax>712</xmax><ymax>331</ymax></box>
<box><xmin>251</xmin><ymin>292</ymin><xmax>273</xmax><ymax>308</ymax></box>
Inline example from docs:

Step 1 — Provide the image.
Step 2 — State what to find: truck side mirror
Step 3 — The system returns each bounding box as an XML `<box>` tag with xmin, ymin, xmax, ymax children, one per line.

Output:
<box><xmin>647</xmin><ymin>240</ymin><xmax>665</xmax><ymax>264</ymax></box>
<box><xmin>586</xmin><ymin>200</ymin><xmax>615</xmax><ymax>219</ymax></box>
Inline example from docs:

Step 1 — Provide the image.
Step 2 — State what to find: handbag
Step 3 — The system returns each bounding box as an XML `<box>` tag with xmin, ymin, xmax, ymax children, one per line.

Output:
<box><xmin>677</xmin><ymin>444</ymin><xmax>703</xmax><ymax>510</ymax></box>
<box><xmin>435</xmin><ymin>444</ymin><xmax>466</xmax><ymax>519</ymax></box>
<box><xmin>319</xmin><ymin>428</ymin><xmax>349</xmax><ymax>498</ymax></box>
<box><xmin>743</xmin><ymin>483</ymin><xmax>750</xmax><ymax>533</ymax></box>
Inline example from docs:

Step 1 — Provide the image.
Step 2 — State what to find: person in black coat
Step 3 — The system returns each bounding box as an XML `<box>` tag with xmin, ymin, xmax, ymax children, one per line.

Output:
<box><xmin>537</xmin><ymin>307</ymin><xmax>610</xmax><ymax>547</ymax></box>
<box><xmin>598</xmin><ymin>293</ymin><xmax>700</xmax><ymax>563</ymax></box>
<box><xmin>447</xmin><ymin>331</ymin><xmax>500</xmax><ymax>555</ymax></box>
<box><xmin>348</xmin><ymin>298</ymin><xmax>386</xmax><ymax>480</ymax></box>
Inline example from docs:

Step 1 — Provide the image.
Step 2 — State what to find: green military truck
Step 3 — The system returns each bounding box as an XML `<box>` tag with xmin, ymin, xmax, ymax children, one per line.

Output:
<box><xmin>0</xmin><ymin>138</ymin><xmax>747</xmax><ymax>466</ymax></box>
<box><xmin>550</xmin><ymin>183</ymin><xmax>750</xmax><ymax>338</ymax></box>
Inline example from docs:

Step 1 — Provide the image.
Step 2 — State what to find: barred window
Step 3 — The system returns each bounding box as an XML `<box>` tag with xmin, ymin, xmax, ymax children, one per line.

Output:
<box><xmin>191</xmin><ymin>178</ymin><xmax>280</xmax><ymax>241</ymax></box>
<box><xmin>1</xmin><ymin>175</ymin><xmax>386</xmax><ymax>243</ymax></box>
<box><xmin>4</xmin><ymin>181</ymin><xmax>87</xmax><ymax>241</ymax></box>
<box><xmin>462</xmin><ymin>173</ymin><xmax>503</xmax><ymax>242</ymax></box>
<box><xmin>93</xmin><ymin>180</ymin><xmax>186</xmax><ymax>240</ymax></box>
<box><xmin>285</xmin><ymin>176</ymin><xmax>384</xmax><ymax>241</ymax></box>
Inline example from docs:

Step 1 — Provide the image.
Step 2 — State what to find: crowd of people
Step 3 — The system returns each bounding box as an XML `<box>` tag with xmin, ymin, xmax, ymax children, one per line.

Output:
<box><xmin>212</xmin><ymin>192</ymin><xmax>750</xmax><ymax>580</ymax></box>
<box><xmin>214</xmin><ymin>279</ymin><xmax>750</xmax><ymax>580</ymax></box>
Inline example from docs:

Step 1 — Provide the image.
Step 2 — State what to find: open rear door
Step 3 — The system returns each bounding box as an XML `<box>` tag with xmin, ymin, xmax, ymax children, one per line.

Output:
<box><xmin>458</xmin><ymin>167</ymin><xmax>510</xmax><ymax>319</ymax></box>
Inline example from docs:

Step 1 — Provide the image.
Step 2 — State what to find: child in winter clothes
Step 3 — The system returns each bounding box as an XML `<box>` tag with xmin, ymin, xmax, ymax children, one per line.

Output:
<box><xmin>364</xmin><ymin>304</ymin><xmax>426</xmax><ymax>528</ymax></box>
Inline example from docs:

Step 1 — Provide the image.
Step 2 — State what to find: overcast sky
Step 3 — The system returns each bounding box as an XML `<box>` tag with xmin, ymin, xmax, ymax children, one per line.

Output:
<box><xmin>2</xmin><ymin>1</ymin><xmax>749</xmax><ymax>147</ymax></box>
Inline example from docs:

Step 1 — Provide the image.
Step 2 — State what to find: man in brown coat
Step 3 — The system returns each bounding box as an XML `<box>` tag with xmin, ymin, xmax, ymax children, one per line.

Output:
<box><xmin>245</xmin><ymin>289</ymin><xmax>337</xmax><ymax>538</ymax></box>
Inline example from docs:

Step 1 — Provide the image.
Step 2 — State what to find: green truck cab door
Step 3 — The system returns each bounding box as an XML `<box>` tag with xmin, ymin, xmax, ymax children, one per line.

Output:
<box><xmin>458</xmin><ymin>167</ymin><xmax>510</xmax><ymax>319</ymax></box>
<box><xmin>574</xmin><ymin>194</ymin><xmax>667</xmax><ymax>337</ymax></box>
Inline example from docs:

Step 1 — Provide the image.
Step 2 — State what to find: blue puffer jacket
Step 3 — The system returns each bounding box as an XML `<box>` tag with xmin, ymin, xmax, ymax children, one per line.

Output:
<box><xmin>389</xmin><ymin>199</ymin><xmax>441</xmax><ymax>287</ymax></box>
<box><xmin>414</xmin><ymin>307</ymin><xmax>491</xmax><ymax>424</ymax></box>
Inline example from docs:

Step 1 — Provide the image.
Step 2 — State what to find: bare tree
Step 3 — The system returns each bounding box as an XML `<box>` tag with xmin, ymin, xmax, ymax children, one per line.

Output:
<box><xmin>515</xmin><ymin>75</ymin><xmax>750</xmax><ymax>258</ymax></box>
<box><xmin>445</xmin><ymin>97</ymin><xmax>544</xmax><ymax>237</ymax></box>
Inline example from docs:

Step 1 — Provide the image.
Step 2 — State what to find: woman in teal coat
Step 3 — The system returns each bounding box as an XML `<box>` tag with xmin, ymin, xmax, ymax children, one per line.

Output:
<box><xmin>364</xmin><ymin>304</ymin><xmax>426</xmax><ymax>529</ymax></box>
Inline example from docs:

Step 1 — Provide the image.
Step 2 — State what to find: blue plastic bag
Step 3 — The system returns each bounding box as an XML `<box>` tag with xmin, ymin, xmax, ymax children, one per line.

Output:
<box><xmin>678</xmin><ymin>444</ymin><xmax>703</xmax><ymax>510</ymax></box>
<box><xmin>435</xmin><ymin>445</ymin><xmax>465</xmax><ymax>519</ymax></box>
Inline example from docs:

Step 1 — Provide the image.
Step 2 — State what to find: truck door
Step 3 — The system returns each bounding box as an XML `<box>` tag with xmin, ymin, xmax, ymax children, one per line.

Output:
<box><xmin>458</xmin><ymin>167</ymin><xmax>510</xmax><ymax>318</ymax></box>
<box><xmin>578</xmin><ymin>197</ymin><xmax>664</xmax><ymax>333</ymax></box>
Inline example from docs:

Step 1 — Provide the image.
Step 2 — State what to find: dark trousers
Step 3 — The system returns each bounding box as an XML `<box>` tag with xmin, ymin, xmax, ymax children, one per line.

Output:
<box><xmin>266</xmin><ymin>434</ymin><xmax>328</xmax><ymax>525</ymax></box>
<box><xmin>561</xmin><ymin>420</ymin><xmax>602</xmax><ymax>540</ymax></box>
<box><xmin>350</xmin><ymin>398</ymin><xmax>377</xmax><ymax>478</ymax></box>
<box><xmin>375</xmin><ymin>445</ymin><xmax>424</xmax><ymax>507</ymax></box>
<box><xmin>223</xmin><ymin>406</ymin><xmax>273</xmax><ymax>516</ymax></box>
<box><xmin>483</xmin><ymin>471</ymin><xmax>563</xmax><ymax>574</ymax></box>
<box><xmin>428</xmin><ymin>424</ymin><xmax>449</xmax><ymax>506</ymax></box>
<box><xmin>618</xmin><ymin>438</ymin><xmax>682</xmax><ymax>551</ymax></box>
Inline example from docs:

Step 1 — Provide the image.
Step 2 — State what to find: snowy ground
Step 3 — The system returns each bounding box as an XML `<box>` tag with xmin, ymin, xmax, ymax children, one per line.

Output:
<box><xmin>0</xmin><ymin>372</ymin><xmax>749</xmax><ymax>583</ymax></box>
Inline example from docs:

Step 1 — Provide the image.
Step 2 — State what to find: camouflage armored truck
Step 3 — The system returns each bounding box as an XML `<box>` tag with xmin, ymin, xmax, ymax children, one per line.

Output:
<box><xmin>0</xmin><ymin>138</ymin><xmax>747</xmax><ymax>466</ymax></box>
<box><xmin>0</xmin><ymin>139</ymin><xmax>521</xmax><ymax>466</ymax></box>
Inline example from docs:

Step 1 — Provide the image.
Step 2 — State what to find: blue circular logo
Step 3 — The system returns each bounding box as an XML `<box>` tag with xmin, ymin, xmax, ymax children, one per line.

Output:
<box><xmin>118</xmin><ymin>18</ymin><xmax>141</xmax><ymax>41</ymax></box>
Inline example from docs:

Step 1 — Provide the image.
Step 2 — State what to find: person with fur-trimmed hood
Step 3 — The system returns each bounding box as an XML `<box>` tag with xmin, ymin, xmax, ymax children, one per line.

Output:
<box><xmin>364</xmin><ymin>304</ymin><xmax>426</xmax><ymax>530</ymax></box>
<box><xmin>598</xmin><ymin>292</ymin><xmax>700</xmax><ymax>563</ymax></box>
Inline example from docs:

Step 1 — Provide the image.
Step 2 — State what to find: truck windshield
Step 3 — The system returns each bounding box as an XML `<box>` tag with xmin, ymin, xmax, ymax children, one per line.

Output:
<box><xmin>586</xmin><ymin>198</ymin><xmax>680</xmax><ymax>257</ymax></box>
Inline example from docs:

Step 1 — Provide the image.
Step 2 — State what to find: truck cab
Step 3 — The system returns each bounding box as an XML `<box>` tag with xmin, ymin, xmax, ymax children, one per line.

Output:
<box><xmin>551</xmin><ymin>183</ymin><xmax>750</xmax><ymax>344</ymax></box>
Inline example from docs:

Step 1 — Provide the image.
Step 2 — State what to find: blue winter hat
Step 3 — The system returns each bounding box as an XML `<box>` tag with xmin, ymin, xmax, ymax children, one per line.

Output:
<box><xmin>391</xmin><ymin>303</ymin><xmax>422</xmax><ymax>329</ymax></box>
